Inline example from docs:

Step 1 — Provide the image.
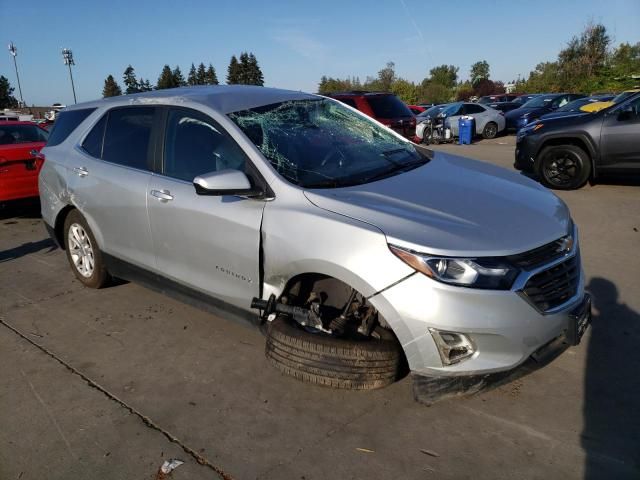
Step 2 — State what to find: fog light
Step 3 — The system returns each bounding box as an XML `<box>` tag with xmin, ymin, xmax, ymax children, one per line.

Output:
<box><xmin>429</xmin><ymin>328</ymin><xmax>475</xmax><ymax>366</ymax></box>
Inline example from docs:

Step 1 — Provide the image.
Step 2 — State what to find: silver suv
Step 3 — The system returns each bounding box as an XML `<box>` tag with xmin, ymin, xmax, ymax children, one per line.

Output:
<box><xmin>39</xmin><ymin>86</ymin><xmax>590</xmax><ymax>400</ymax></box>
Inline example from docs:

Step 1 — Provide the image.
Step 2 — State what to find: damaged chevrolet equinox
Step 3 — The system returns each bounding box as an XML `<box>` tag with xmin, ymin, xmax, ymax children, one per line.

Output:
<box><xmin>39</xmin><ymin>86</ymin><xmax>591</xmax><ymax>401</ymax></box>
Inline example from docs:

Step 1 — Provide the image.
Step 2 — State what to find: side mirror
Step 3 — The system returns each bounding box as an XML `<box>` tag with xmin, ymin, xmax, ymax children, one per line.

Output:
<box><xmin>193</xmin><ymin>170</ymin><xmax>263</xmax><ymax>197</ymax></box>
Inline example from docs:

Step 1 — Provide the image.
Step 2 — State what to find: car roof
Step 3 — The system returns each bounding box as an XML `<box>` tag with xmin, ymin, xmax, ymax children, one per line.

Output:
<box><xmin>63</xmin><ymin>85</ymin><xmax>318</xmax><ymax>115</ymax></box>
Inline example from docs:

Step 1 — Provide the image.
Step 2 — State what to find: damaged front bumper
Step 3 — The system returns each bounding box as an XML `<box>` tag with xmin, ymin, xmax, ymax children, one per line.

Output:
<box><xmin>367</xmin><ymin>262</ymin><xmax>589</xmax><ymax>403</ymax></box>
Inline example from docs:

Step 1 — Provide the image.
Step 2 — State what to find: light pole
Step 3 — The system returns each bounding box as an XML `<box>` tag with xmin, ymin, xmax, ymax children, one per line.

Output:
<box><xmin>62</xmin><ymin>48</ymin><xmax>77</xmax><ymax>104</ymax></box>
<box><xmin>8</xmin><ymin>42</ymin><xmax>24</xmax><ymax>107</ymax></box>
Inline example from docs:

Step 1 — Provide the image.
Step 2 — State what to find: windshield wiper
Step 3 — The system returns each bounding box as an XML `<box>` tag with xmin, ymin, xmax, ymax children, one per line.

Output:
<box><xmin>364</xmin><ymin>158</ymin><xmax>430</xmax><ymax>183</ymax></box>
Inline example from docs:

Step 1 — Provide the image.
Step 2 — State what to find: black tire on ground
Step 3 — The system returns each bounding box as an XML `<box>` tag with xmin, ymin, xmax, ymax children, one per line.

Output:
<box><xmin>63</xmin><ymin>209</ymin><xmax>110</xmax><ymax>288</ymax></box>
<box><xmin>538</xmin><ymin>144</ymin><xmax>591</xmax><ymax>190</ymax></box>
<box><xmin>265</xmin><ymin>316</ymin><xmax>404</xmax><ymax>390</ymax></box>
<box><xmin>482</xmin><ymin>121</ymin><xmax>498</xmax><ymax>139</ymax></box>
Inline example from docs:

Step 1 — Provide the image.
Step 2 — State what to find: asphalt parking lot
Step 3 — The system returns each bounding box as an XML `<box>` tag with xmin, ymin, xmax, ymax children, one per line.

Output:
<box><xmin>1</xmin><ymin>137</ymin><xmax>639</xmax><ymax>480</ymax></box>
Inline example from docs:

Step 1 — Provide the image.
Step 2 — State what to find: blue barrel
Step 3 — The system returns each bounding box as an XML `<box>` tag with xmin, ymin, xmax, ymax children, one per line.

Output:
<box><xmin>458</xmin><ymin>117</ymin><xmax>475</xmax><ymax>145</ymax></box>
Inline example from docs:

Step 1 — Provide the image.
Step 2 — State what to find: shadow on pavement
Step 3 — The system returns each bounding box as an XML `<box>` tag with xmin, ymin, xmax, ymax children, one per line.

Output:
<box><xmin>583</xmin><ymin>277</ymin><xmax>640</xmax><ymax>479</ymax></box>
<box><xmin>0</xmin><ymin>198</ymin><xmax>41</xmax><ymax>220</ymax></box>
<box><xmin>0</xmin><ymin>238</ymin><xmax>57</xmax><ymax>263</ymax></box>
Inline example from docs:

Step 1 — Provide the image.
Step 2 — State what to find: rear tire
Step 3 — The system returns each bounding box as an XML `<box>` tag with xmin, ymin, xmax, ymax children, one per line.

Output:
<box><xmin>482</xmin><ymin>121</ymin><xmax>498</xmax><ymax>139</ymax></box>
<box><xmin>538</xmin><ymin>145</ymin><xmax>591</xmax><ymax>190</ymax></box>
<box><xmin>265</xmin><ymin>316</ymin><xmax>403</xmax><ymax>390</ymax></box>
<box><xmin>63</xmin><ymin>210</ymin><xmax>110</xmax><ymax>288</ymax></box>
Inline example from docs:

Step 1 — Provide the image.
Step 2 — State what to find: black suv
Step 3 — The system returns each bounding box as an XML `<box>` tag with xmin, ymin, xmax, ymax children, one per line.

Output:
<box><xmin>515</xmin><ymin>92</ymin><xmax>640</xmax><ymax>189</ymax></box>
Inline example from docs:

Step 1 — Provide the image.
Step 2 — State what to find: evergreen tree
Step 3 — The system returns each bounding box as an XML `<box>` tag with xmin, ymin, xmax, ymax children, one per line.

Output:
<box><xmin>187</xmin><ymin>63</ymin><xmax>198</xmax><ymax>86</ymax></box>
<box><xmin>196</xmin><ymin>63</ymin><xmax>207</xmax><ymax>85</ymax></box>
<box><xmin>227</xmin><ymin>55</ymin><xmax>240</xmax><ymax>84</ymax></box>
<box><xmin>157</xmin><ymin>65</ymin><xmax>176</xmax><ymax>89</ymax></box>
<box><xmin>138</xmin><ymin>78</ymin><xmax>153</xmax><ymax>91</ymax></box>
<box><xmin>172</xmin><ymin>66</ymin><xmax>186</xmax><ymax>87</ymax></box>
<box><xmin>205</xmin><ymin>64</ymin><xmax>219</xmax><ymax>85</ymax></box>
<box><xmin>0</xmin><ymin>76</ymin><xmax>18</xmax><ymax>109</ymax></box>
<box><xmin>247</xmin><ymin>53</ymin><xmax>264</xmax><ymax>86</ymax></box>
<box><xmin>102</xmin><ymin>75</ymin><xmax>122</xmax><ymax>97</ymax></box>
<box><xmin>238</xmin><ymin>52</ymin><xmax>250</xmax><ymax>84</ymax></box>
<box><xmin>123</xmin><ymin>65</ymin><xmax>139</xmax><ymax>94</ymax></box>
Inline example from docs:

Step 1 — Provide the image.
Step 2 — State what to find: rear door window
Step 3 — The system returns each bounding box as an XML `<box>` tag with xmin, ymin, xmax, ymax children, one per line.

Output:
<box><xmin>102</xmin><ymin>107</ymin><xmax>156</xmax><ymax>170</ymax></box>
<box><xmin>366</xmin><ymin>95</ymin><xmax>412</xmax><ymax>118</ymax></box>
<box><xmin>46</xmin><ymin>108</ymin><xmax>96</xmax><ymax>146</ymax></box>
<box><xmin>464</xmin><ymin>104</ymin><xmax>486</xmax><ymax>114</ymax></box>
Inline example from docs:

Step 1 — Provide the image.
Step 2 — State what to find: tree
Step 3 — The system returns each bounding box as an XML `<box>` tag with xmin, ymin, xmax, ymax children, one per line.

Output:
<box><xmin>187</xmin><ymin>63</ymin><xmax>198</xmax><ymax>86</ymax></box>
<box><xmin>246</xmin><ymin>53</ymin><xmax>264</xmax><ymax>86</ymax></box>
<box><xmin>227</xmin><ymin>55</ymin><xmax>240</xmax><ymax>84</ymax></box>
<box><xmin>391</xmin><ymin>78</ymin><xmax>418</xmax><ymax>104</ymax></box>
<box><xmin>123</xmin><ymin>65</ymin><xmax>139</xmax><ymax>94</ymax></box>
<box><xmin>420</xmin><ymin>82</ymin><xmax>452</xmax><ymax>104</ymax></box>
<box><xmin>172</xmin><ymin>66</ymin><xmax>186</xmax><ymax>87</ymax></box>
<box><xmin>470</xmin><ymin>60</ymin><xmax>490</xmax><ymax>85</ymax></box>
<box><xmin>0</xmin><ymin>76</ymin><xmax>18</xmax><ymax>109</ymax></box>
<box><xmin>138</xmin><ymin>78</ymin><xmax>153</xmax><ymax>92</ymax></box>
<box><xmin>196</xmin><ymin>63</ymin><xmax>207</xmax><ymax>85</ymax></box>
<box><xmin>429</xmin><ymin>65</ymin><xmax>459</xmax><ymax>89</ymax></box>
<box><xmin>102</xmin><ymin>75</ymin><xmax>122</xmax><ymax>97</ymax></box>
<box><xmin>157</xmin><ymin>65</ymin><xmax>176</xmax><ymax>89</ymax></box>
<box><xmin>205</xmin><ymin>64</ymin><xmax>219</xmax><ymax>85</ymax></box>
<box><xmin>377</xmin><ymin>61</ymin><xmax>396</xmax><ymax>92</ymax></box>
<box><xmin>237</xmin><ymin>52</ymin><xmax>250</xmax><ymax>84</ymax></box>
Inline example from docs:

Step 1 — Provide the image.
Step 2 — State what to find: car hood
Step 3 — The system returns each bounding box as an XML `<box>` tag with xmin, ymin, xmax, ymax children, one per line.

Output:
<box><xmin>505</xmin><ymin>106</ymin><xmax>549</xmax><ymax>120</ymax></box>
<box><xmin>539</xmin><ymin>111</ymin><xmax>590</xmax><ymax>121</ymax></box>
<box><xmin>303</xmin><ymin>153</ymin><xmax>571</xmax><ymax>257</ymax></box>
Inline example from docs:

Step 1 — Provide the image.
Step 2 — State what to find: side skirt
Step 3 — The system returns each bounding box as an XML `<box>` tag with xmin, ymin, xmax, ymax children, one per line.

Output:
<box><xmin>103</xmin><ymin>253</ymin><xmax>261</xmax><ymax>329</ymax></box>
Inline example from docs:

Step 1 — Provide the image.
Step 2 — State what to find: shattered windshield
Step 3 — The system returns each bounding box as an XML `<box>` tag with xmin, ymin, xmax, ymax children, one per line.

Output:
<box><xmin>228</xmin><ymin>98</ymin><xmax>430</xmax><ymax>188</ymax></box>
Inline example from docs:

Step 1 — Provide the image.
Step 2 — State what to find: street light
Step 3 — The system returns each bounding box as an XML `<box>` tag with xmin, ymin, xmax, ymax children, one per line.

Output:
<box><xmin>7</xmin><ymin>42</ymin><xmax>24</xmax><ymax>107</ymax></box>
<box><xmin>62</xmin><ymin>48</ymin><xmax>77</xmax><ymax>104</ymax></box>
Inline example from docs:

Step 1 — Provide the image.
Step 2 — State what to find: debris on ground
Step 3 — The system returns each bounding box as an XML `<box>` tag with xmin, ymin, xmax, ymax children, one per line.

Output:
<box><xmin>356</xmin><ymin>448</ymin><xmax>374</xmax><ymax>453</ymax></box>
<box><xmin>154</xmin><ymin>459</ymin><xmax>184</xmax><ymax>479</ymax></box>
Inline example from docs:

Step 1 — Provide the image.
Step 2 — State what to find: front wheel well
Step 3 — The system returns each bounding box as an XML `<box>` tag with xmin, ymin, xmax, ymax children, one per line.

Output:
<box><xmin>54</xmin><ymin>205</ymin><xmax>76</xmax><ymax>250</ymax></box>
<box><xmin>280</xmin><ymin>273</ymin><xmax>393</xmax><ymax>331</ymax></box>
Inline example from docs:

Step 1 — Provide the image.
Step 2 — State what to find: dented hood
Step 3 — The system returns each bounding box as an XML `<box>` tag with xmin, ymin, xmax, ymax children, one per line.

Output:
<box><xmin>303</xmin><ymin>153</ymin><xmax>571</xmax><ymax>257</ymax></box>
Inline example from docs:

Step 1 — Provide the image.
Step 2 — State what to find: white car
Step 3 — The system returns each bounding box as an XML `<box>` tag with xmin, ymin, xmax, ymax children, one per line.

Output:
<box><xmin>417</xmin><ymin>102</ymin><xmax>506</xmax><ymax>140</ymax></box>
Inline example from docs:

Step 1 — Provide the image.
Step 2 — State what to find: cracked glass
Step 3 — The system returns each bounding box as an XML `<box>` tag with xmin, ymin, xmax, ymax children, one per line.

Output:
<box><xmin>228</xmin><ymin>99</ymin><xmax>430</xmax><ymax>188</ymax></box>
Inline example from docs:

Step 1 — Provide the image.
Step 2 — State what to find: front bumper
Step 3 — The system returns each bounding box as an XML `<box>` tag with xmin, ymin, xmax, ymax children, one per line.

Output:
<box><xmin>368</xmin><ymin>242</ymin><xmax>586</xmax><ymax>378</ymax></box>
<box><xmin>514</xmin><ymin>133</ymin><xmax>540</xmax><ymax>172</ymax></box>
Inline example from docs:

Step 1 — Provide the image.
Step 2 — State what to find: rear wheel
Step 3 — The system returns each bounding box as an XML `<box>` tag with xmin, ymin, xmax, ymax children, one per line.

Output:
<box><xmin>482</xmin><ymin>121</ymin><xmax>498</xmax><ymax>139</ymax></box>
<box><xmin>265</xmin><ymin>316</ymin><xmax>403</xmax><ymax>390</ymax></box>
<box><xmin>63</xmin><ymin>210</ymin><xmax>110</xmax><ymax>288</ymax></box>
<box><xmin>538</xmin><ymin>145</ymin><xmax>591</xmax><ymax>190</ymax></box>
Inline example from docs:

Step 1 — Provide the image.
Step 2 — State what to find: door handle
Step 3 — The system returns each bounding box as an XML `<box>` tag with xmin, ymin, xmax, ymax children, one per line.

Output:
<box><xmin>73</xmin><ymin>166</ymin><xmax>89</xmax><ymax>177</ymax></box>
<box><xmin>150</xmin><ymin>189</ymin><xmax>174</xmax><ymax>202</ymax></box>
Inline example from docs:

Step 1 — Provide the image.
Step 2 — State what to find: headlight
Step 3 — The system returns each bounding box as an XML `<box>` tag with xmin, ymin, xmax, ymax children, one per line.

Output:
<box><xmin>389</xmin><ymin>245</ymin><xmax>519</xmax><ymax>289</ymax></box>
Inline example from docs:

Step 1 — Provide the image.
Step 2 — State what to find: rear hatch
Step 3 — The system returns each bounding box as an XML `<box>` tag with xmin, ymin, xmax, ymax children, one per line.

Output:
<box><xmin>0</xmin><ymin>124</ymin><xmax>47</xmax><ymax>201</ymax></box>
<box><xmin>366</xmin><ymin>94</ymin><xmax>416</xmax><ymax>139</ymax></box>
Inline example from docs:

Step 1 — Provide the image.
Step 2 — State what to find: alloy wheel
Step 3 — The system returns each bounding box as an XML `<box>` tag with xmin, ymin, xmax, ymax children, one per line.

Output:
<box><xmin>68</xmin><ymin>223</ymin><xmax>95</xmax><ymax>278</ymax></box>
<box><xmin>543</xmin><ymin>153</ymin><xmax>579</xmax><ymax>187</ymax></box>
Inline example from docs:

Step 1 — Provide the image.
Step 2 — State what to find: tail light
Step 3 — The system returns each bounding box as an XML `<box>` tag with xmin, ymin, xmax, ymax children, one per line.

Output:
<box><xmin>498</xmin><ymin>111</ymin><xmax>505</xmax><ymax>116</ymax></box>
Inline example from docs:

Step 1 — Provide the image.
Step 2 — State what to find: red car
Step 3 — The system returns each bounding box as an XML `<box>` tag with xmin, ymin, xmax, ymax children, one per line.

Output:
<box><xmin>0</xmin><ymin>121</ymin><xmax>49</xmax><ymax>203</ymax></box>
<box><xmin>327</xmin><ymin>91</ymin><xmax>416</xmax><ymax>139</ymax></box>
<box><xmin>407</xmin><ymin>105</ymin><xmax>426</xmax><ymax>115</ymax></box>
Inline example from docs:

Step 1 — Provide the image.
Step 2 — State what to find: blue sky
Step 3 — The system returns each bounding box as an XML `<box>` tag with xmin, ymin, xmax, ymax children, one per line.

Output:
<box><xmin>1</xmin><ymin>0</ymin><xmax>638</xmax><ymax>106</ymax></box>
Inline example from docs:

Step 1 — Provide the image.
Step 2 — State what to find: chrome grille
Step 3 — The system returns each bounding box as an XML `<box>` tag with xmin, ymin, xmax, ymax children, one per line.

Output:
<box><xmin>521</xmin><ymin>254</ymin><xmax>580</xmax><ymax>312</ymax></box>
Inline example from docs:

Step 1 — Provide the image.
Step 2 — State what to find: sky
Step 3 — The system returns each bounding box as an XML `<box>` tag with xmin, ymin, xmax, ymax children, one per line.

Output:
<box><xmin>1</xmin><ymin>0</ymin><xmax>638</xmax><ymax>106</ymax></box>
